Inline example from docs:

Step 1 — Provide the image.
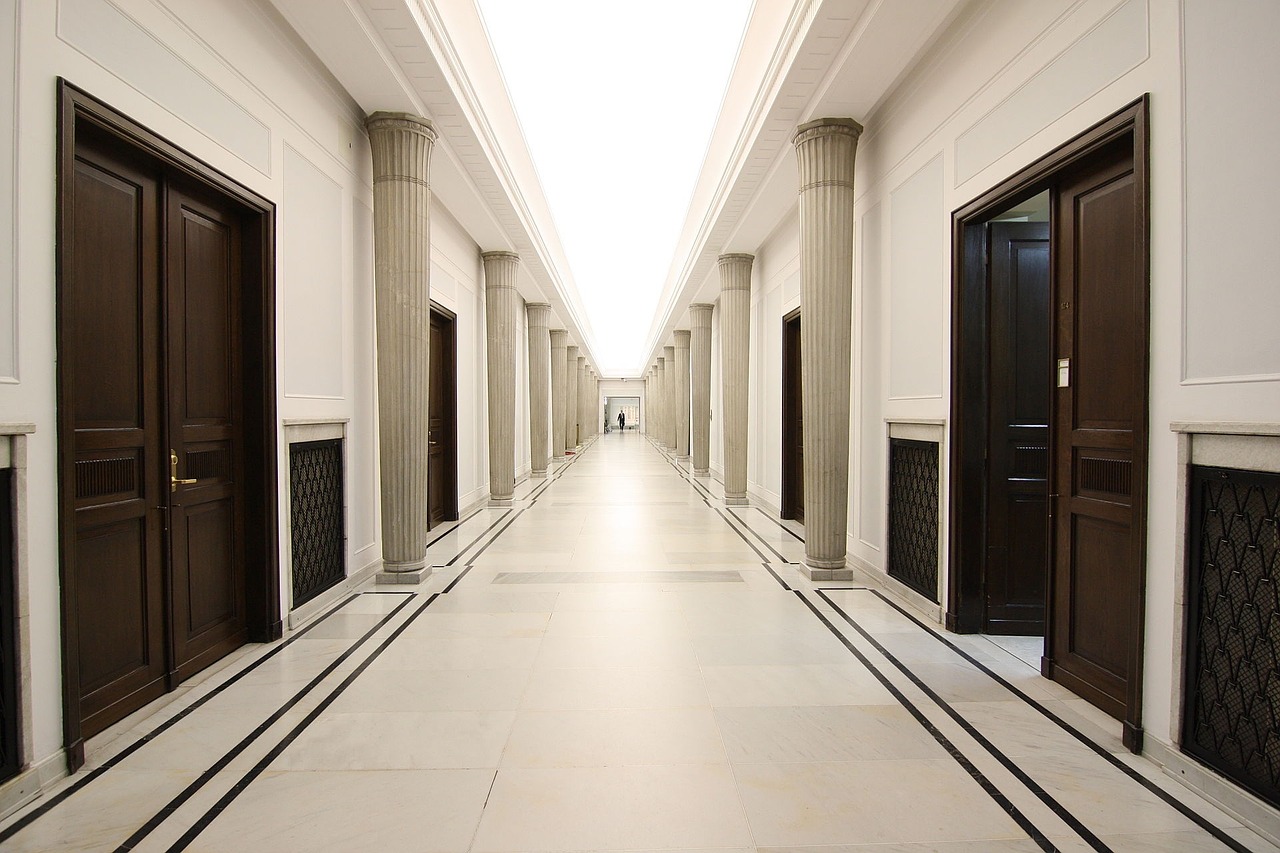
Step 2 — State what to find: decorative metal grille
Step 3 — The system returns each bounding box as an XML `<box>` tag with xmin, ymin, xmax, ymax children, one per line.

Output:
<box><xmin>887</xmin><ymin>438</ymin><xmax>940</xmax><ymax>603</ymax></box>
<box><xmin>1183</xmin><ymin>465</ymin><xmax>1280</xmax><ymax>809</ymax></box>
<box><xmin>0</xmin><ymin>468</ymin><xmax>19</xmax><ymax>783</ymax></box>
<box><xmin>289</xmin><ymin>439</ymin><xmax>346</xmax><ymax>608</ymax></box>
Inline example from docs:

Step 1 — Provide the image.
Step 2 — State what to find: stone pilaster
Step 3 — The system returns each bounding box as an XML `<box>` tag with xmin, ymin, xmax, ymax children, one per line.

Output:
<box><xmin>719</xmin><ymin>253</ymin><xmax>753</xmax><ymax>505</ymax></box>
<box><xmin>366</xmin><ymin>111</ymin><xmax>436</xmax><ymax>582</ymax></box>
<box><xmin>550</xmin><ymin>330</ymin><xmax>568</xmax><ymax>460</ymax></box>
<box><xmin>674</xmin><ymin>330</ymin><xmax>691</xmax><ymax>458</ymax></box>
<box><xmin>565</xmin><ymin>345</ymin><xmax>579</xmax><ymax>451</ymax></box>
<box><xmin>794</xmin><ymin>117</ymin><xmax>863</xmax><ymax>579</ymax></box>
<box><xmin>483</xmin><ymin>251</ymin><xmax>520</xmax><ymax>506</ymax></box>
<box><xmin>689</xmin><ymin>303</ymin><xmax>713</xmax><ymax>475</ymax></box>
<box><xmin>526</xmin><ymin>303</ymin><xmax>552</xmax><ymax>477</ymax></box>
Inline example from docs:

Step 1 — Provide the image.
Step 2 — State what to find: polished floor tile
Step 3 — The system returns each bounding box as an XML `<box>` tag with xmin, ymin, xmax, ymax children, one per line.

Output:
<box><xmin>472</xmin><ymin>765</ymin><xmax>753</xmax><ymax>851</ymax></box>
<box><xmin>3</xmin><ymin>434</ymin><xmax>1276</xmax><ymax>853</ymax></box>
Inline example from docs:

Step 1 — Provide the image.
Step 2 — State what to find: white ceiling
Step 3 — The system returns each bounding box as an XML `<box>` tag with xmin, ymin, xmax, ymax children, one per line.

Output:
<box><xmin>267</xmin><ymin>0</ymin><xmax>967</xmax><ymax>378</ymax></box>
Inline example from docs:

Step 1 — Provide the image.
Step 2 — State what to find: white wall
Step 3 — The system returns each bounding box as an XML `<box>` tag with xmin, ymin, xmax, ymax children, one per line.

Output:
<box><xmin>0</xmin><ymin>0</ymin><xmax>502</xmax><ymax>778</ymax></box>
<box><xmin>734</xmin><ymin>0</ymin><xmax>1280</xmax><ymax>751</ymax></box>
<box><xmin>430</xmin><ymin>206</ymin><xmax>487</xmax><ymax>510</ymax></box>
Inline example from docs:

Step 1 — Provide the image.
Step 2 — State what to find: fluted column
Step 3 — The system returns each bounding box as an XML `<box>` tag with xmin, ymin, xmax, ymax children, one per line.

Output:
<box><xmin>550</xmin><ymin>330</ymin><xmax>568</xmax><ymax>460</ymax></box>
<box><xmin>367</xmin><ymin>111</ymin><xmax>436</xmax><ymax>581</ymax></box>
<box><xmin>674</xmin><ymin>330</ymin><xmax>691</xmax><ymax>458</ymax></box>
<box><xmin>526</xmin><ymin>303</ymin><xmax>552</xmax><ymax>477</ymax></box>
<box><xmin>590</xmin><ymin>372</ymin><xmax>599</xmax><ymax>436</ymax></box>
<box><xmin>483</xmin><ymin>252</ymin><xmax>520</xmax><ymax>506</ymax></box>
<box><xmin>576</xmin><ymin>356</ymin><xmax>587</xmax><ymax>448</ymax></box>
<box><xmin>654</xmin><ymin>358</ymin><xmax>666</xmax><ymax>450</ymax></box>
<box><xmin>719</xmin><ymin>253</ymin><xmax>753</xmax><ymax>505</ymax></box>
<box><xmin>565</xmin><ymin>345</ymin><xmax>579</xmax><ymax>451</ymax></box>
<box><xmin>576</xmin><ymin>358</ymin><xmax>588</xmax><ymax>446</ymax></box>
<box><xmin>689</xmin><ymin>304</ymin><xmax>713</xmax><ymax>475</ymax></box>
<box><xmin>663</xmin><ymin>345</ymin><xmax>677</xmax><ymax>451</ymax></box>
<box><xmin>794</xmin><ymin>117</ymin><xmax>863</xmax><ymax>579</ymax></box>
<box><xmin>645</xmin><ymin>372</ymin><xmax>652</xmax><ymax>434</ymax></box>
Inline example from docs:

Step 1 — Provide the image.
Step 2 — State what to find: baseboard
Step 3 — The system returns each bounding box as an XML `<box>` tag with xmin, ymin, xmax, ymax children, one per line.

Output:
<box><xmin>745</xmin><ymin>483</ymin><xmax>782</xmax><ymax>516</ymax></box>
<box><xmin>459</xmin><ymin>485</ymin><xmax>488</xmax><ymax>514</ymax></box>
<box><xmin>287</xmin><ymin>555</ymin><xmax>384</xmax><ymax>630</ymax></box>
<box><xmin>1142</xmin><ymin>737</ymin><xmax>1280</xmax><ymax>848</ymax></box>
<box><xmin>0</xmin><ymin>749</ymin><xmax>70</xmax><ymax>822</ymax></box>
<box><xmin>844</xmin><ymin>553</ymin><xmax>944</xmax><ymax>625</ymax></box>
<box><xmin>459</xmin><ymin>490</ymin><xmax>490</xmax><ymax>518</ymax></box>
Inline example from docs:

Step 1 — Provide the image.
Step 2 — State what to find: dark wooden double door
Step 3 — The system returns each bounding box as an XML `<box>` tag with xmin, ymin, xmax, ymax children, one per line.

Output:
<box><xmin>428</xmin><ymin>308</ymin><xmax>459</xmax><ymax>528</ymax></box>
<box><xmin>956</xmin><ymin>101</ymin><xmax>1149</xmax><ymax>749</ymax></box>
<box><xmin>983</xmin><ymin>220</ymin><xmax>1050</xmax><ymax>635</ymax></box>
<box><xmin>782</xmin><ymin>310</ymin><xmax>803</xmax><ymax>522</ymax></box>
<box><xmin>61</xmin><ymin>122</ymin><xmax>252</xmax><ymax>739</ymax></box>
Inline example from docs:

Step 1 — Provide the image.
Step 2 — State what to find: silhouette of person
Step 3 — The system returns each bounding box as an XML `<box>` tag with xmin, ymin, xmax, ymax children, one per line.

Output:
<box><xmin>618</xmin><ymin>411</ymin><xmax>626</xmax><ymax>431</ymax></box>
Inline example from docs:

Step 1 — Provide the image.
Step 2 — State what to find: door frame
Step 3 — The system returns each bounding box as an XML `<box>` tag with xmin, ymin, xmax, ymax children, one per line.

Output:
<box><xmin>781</xmin><ymin>308</ymin><xmax>803</xmax><ymax>521</ymax></box>
<box><xmin>429</xmin><ymin>302</ymin><xmax>459</xmax><ymax>525</ymax></box>
<box><xmin>947</xmin><ymin>97</ymin><xmax>1149</xmax><ymax>749</ymax></box>
<box><xmin>55</xmin><ymin>82</ymin><xmax>279</xmax><ymax>769</ymax></box>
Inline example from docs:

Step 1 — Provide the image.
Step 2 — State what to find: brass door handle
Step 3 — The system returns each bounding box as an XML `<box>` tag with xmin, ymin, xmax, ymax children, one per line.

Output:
<box><xmin>170</xmin><ymin>450</ymin><xmax>197</xmax><ymax>492</ymax></box>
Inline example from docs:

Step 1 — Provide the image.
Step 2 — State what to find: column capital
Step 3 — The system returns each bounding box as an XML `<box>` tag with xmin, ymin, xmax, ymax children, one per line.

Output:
<box><xmin>718</xmin><ymin>254</ymin><xmax>754</xmax><ymax>291</ymax></box>
<box><xmin>566</xmin><ymin>344</ymin><xmax>579</xmax><ymax>357</ymax></box>
<box><xmin>482</xmin><ymin>251</ymin><xmax>520</xmax><ymax>290</ymax></box>
<box><xmin>526</xmin><ymin>303</ymin><xmax>552</xmax><ymax>327</ymax></box>
<box><xmin>689</xmin><ymin>303</ymin><xmax>714</xmax><ymax>325</ymax></box>
<box><xmin>550</xmin><ymin>329</ymin><xmax>569</xmax><ymax>347</ymax></box>
<box><xmin>366</xmin><ymin>111</ymin><xmax>437</xmax><ymax>141</ymax></box>
<box><xmin>794</xmin><ymin>117</ymin><xmax>863</xmax><ymax>192</ymax></box>
<box><xmin>792</xmin><ymin>117</ymin><xmax>863</xmax><ymax>145</ymax></box>
<box><xmin>674</xmin><ymin>329</ymin><xmax>691</xmax><ymax>348</ymax></box>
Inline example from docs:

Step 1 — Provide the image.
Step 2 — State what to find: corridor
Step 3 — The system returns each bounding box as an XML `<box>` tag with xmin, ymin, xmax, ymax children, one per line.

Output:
<box><xmin>1</xmin><ymin>433</ymin><xmax>1274</xmax><ymax>852</ymax></box>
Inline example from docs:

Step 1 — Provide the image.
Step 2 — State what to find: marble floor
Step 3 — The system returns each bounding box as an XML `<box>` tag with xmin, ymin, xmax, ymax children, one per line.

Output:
<box><xmin>3</xmin><ymin>431</ymin><xmax>1277</xmax><ymax>852</ymax></box>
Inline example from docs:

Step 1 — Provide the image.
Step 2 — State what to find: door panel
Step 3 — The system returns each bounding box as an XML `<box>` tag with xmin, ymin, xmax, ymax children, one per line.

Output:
<box><xmin>984</xmin><ymin>222</ymin><xmax>1049</xmax><ymax>635</ymax></box>
<box><xmin>428</xmin><ymin>309</ymin><xmax>458</xmax><ymax>527</ymax></box>
<box><xmin>1049</xmin><ymin>144</ymin><xmax>1147</xmax><ymax>734</ymax></box>
<box><xmin>66</xmin><ymin>140</ymin><xmax>168</xmax><ymax>735</ymax></box>
<box><xmin>166</xmin><ymin>184</ymin><xmax>247</xmax><ymax>682</ymax></box>
<box><xmin>782</xmin><ymin>312</ymin><xmax>803</xmax><ymax>522</ymax></box>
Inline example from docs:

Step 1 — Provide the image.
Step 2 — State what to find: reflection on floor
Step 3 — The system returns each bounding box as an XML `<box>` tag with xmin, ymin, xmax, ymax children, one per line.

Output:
<box><xmin>2</xmin><ymin>431</ymin><xmax>1276</xmax><ymax>852</ymax></box>
<box><xmin>988</xmin><ymin>634</ymin><xmax>1045</xmax><ymax>670</ymax></box>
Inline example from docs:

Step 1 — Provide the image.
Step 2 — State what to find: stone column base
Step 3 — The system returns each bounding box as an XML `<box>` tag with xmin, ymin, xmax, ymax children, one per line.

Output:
<box><xmin>531</xmin><ymin>471</ymin><xmax>548</xmax><ymax>479</ymax></box>
<box><xmin>694</xmin><ymin>469</ymin><xmax>710</xmax><ymax>477</ymax></box>
<box><xmin>677</xmin><ymin>455</ymin><xmax>691</xmax><ymax>461</ymax></box>
<box><xmin>724</xmin><ymin>495</ymin><xmax>749</xmax><ymax>506</ymax></box>
<box><xmin>800</xmin><ymin>563</ymin><xmax>853</xmax><ymax>582</ymax></box>
<box><xmin>489</xmin><ymin>497</ymin><xmax>513</xmax><ymax>507</ymax></box>
<box><xmin>377</xmin><ymin>566</ymin><xmax>433</xmax><ymax>584</ymax></box>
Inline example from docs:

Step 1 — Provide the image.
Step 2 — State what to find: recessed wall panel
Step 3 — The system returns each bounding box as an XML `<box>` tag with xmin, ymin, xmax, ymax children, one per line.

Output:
<box><xmin>1183</xmin><ymin>0</ymin><xmax>1280</xmax><ymax>381</ymax></box>
<box><xmin>889</xmin><ymin>156</ymin><xmax>944</xmax><ymax>399</ymax></box>
<box><xmin>954</xmin><ymin>0</ymin><xmax>1147</xmax><ymax>184</ymax></box>
<box><xmin>0</xmin><ymin>0</ymin><xmax>15</xmax><ymax>381</ymax></box>
<box><xmin>283</xmin><ymin>147</ymin><xmax>344</xmax><ymax>399</ymax></box>
<box><xmin>858</xmin><ymin>203</ymin><xmax>884</xmax><ymax>548</ymax></box>
<box><xmin>57</xmin><ymin>0</ymin><xmax>270</xmax><ymax>173</ymax></box>
<box><xmin>352</xmin><ymin>199</ymin><xmax>376</xmax><ymax>551</ymax></box>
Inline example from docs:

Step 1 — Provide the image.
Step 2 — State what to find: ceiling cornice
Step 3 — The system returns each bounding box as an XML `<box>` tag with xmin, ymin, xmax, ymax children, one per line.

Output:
<box><xmin>638</xmin><ymin>0</ymin><xmax>963</xmax><ymax>376</ymax></box>
<box><xmin>269</xmin><ymin>0</ymin><xmax>603</xmax><ymax>373</ymax></box>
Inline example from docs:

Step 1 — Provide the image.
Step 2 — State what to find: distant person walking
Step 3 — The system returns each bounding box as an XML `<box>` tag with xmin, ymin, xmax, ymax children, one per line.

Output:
<box><xmin>617</xmin><ymin>411</ymin><xmax>626</xmax><ymax>431</ymax></box>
